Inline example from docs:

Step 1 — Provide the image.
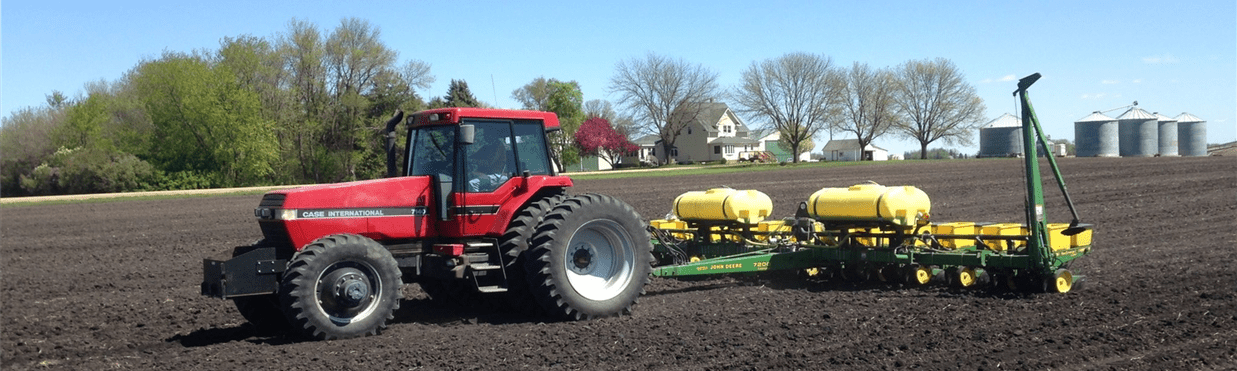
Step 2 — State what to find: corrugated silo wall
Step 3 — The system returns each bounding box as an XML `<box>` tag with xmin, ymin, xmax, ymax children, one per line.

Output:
<box><xmin>1178</xmin><ymin>121</ymin><xmax>1207</xmax><ymax>156</ymax></box>
<box><xmin>1075</xmin><ymin>121</ymin><xmax>1119</xmax><ymax>157</ymax></box>
<box><xmin>979</xmin><ymin>127</ymin><xmax>1022</xmax><ymax>157</ymax></box>
<box><xmin>1158</xmin><ymin>120</ymin><xmax>1178</xmax><ymax>156</ymax></box>
<box><xmin>1119</xmin><ymin>118</ymin><xmax>1158</xmax><ymax>157</ymax></box>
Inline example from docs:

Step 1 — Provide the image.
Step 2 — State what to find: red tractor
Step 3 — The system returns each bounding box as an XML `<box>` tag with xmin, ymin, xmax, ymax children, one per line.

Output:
<box><xmin>202</xmin><ymin>108</ymin><xmax>653</xmax><ymax>340</ymax></box>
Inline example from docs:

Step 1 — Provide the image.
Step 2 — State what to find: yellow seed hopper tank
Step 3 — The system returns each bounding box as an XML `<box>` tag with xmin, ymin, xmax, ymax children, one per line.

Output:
<box><xmin>807</xmin><ymin>183</ymin><xmax>930</xmax><ymax>229</ymax></box>
<box><xmin>673</xmin><ymin>188</ymin><xmax>773</xmax><ymax>225</ymax></box>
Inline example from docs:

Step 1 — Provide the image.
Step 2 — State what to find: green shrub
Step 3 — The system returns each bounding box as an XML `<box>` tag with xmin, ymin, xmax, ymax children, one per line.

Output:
<box><xmin>14</xmin><ymin>147</ymin><xmax>161</xmax><ymax>195</ymax></box>
<box><xmin>152</xmin><ymin>170</ymin><xmax>215</xmax><ymax>191</ymax></box>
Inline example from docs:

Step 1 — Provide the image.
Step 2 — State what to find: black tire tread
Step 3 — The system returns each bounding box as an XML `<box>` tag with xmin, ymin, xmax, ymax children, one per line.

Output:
<box><xmin>278</xmin><ymin>234</ymin><xmax>402</xmax><ymax>340</ymax></box>
<box><xmin>524</xmin><ymin>194</ymin><xmax>654</xmax><ymax>320</ymax></box>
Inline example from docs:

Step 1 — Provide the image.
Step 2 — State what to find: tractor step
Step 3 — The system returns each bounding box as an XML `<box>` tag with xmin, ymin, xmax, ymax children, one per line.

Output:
<box><xmin>476</xmin><ymin>285</ymin><xmax>508</xmax><ymax>293</ymax></box>
<box><xmin>468</xmin><ymin>262</ymin><xmax>501</xmax><ymax>271</ymax></box>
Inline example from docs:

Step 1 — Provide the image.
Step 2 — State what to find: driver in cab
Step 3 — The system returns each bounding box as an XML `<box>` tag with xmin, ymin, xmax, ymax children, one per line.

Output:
<box><xmin>468</xmin><ymin>142</ymin><xmax>511</xmax><ymax>192</ymax></box>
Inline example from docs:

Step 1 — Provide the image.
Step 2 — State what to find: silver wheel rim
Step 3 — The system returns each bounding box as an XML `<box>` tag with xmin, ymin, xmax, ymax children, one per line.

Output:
<box><xmin>562</xmin><ymin>219</ymin><xmax>636</xmax><ymax>301</ymax></box>
<box><xmin>313</xmin><ymin>260</ymin><xmax>382</xmax><ymax>325</ymax></box>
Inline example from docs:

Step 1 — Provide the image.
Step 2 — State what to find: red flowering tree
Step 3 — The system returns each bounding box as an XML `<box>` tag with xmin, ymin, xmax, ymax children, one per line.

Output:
<box><xmin>574</xmin><ymin>117</ymin><xmax>638</xmax><ymax>167</ymax></box>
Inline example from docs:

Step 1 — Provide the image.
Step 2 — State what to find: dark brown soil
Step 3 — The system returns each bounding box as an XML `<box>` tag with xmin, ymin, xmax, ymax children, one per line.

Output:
<box><xmin>4</xmin><ymin>157</ymin><xmax>1236</xmax><ymax>370</ymax></box>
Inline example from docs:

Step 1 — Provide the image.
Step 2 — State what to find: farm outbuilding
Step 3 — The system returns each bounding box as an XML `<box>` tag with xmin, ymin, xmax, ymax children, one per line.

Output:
<box><xmin>822</xmin><ymin>139</ymin><xmax>888</xmax><ymax>161</ymax></box>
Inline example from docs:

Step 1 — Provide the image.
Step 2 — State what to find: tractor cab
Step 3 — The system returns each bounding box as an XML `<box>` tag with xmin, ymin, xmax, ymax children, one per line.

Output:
<box><xmin>400</xmin><ymin>108</ymin><xmax>572</xmax><ymax>238</ymax></box>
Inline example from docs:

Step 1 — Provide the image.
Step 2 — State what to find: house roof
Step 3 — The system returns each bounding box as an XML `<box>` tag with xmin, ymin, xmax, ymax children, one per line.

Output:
<box><xmin>822</xmin><ymin>139</ymin><xmax>886</xmax><ymax>152</ymax></box>
<box><xmin>683</xmin><ymin>102</ymin><xmax>750</xmax><ymax>135</ymax></box>
<box><xmin>709</xmin><ymin>136</ymin><xmax>760</xmax><ymax>145</ymax></box>
<box><xmin>633</xmin><ymin>134</ymin><xmax>661</xmax><ymax>146</ymax></box>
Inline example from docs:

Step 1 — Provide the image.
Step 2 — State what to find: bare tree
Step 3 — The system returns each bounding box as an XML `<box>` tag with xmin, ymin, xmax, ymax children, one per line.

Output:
<box><xmin>893</xmin><ymin>58</ymin><xmax>986</xmax><ymax>159</ymax></box>
<box><xmin>584</xmin><ymin>99</ymin><xmax>638</xmax><ymax>139</ymax></box>
<box><xmin>583</xmin><ymin>99</ymin><xmax>617</xmax><ymax>120</ymax></box>
<box><xmin>837</xmin><ymin>62</ymin><xmax>900</xmax><ymax>160</ymax></box>
<box><xmin>609</xmin><ymin>53</ymin><xmax>720</xmax><ymax>164</ymax></box>
<box><xmin>732</xmin><ymin>52</ymin><xmax>842</xmax><ymax>163</ymax></box>
<box><xmin>400</xmin><ymin>60</ymin><xmax>435</xmax><ymax>93</ymax></box>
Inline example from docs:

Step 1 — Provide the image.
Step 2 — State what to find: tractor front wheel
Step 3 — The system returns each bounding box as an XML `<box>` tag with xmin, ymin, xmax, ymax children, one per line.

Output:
<box><xmin>279</xmin><ymin>234</ymin><xmax>402</xmax><ymax>340</ymax></box>
<box><xmin>525</xmin><ymin>194</ymin><xmax>653</xmax><ymax>320</ymax></box>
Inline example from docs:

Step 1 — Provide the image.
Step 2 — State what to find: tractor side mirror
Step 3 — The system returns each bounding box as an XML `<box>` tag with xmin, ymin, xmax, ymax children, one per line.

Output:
<box><xmin>459</xmin><ymin>124</ymin><xmax>475</xmax><ymax>145</ymax></box>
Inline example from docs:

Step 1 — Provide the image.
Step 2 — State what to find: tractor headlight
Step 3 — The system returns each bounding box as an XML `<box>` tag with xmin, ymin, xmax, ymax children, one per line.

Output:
<box><xmin>256</xmin><ymin>207</ymin><xmax>297</xmax><ymax>220</ymax></box>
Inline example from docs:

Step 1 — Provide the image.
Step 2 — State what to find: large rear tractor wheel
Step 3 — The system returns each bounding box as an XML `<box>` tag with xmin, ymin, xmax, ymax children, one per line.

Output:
<box><xmin>525</xmin><ymin>194</ymin><xmax>653</xmax><ymax>320</ymax></box>
<box><xmin>495</xmin><ymin>192</ymin><xmax>565</xmax><ymax>313</ymax></box>
<box><xmin>279</xmin><ymin>234</ymin><xmax>402</xmax><ymax>340</ymax></box>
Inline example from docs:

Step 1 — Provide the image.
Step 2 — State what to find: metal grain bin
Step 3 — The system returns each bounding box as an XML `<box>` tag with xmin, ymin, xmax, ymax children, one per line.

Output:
<box><xmin>1154</xmin><ymin>113</ymin><xmax>1178</xmax><ymax>156</ymax></box>
<box><xmin>1117</xmin><ymin>107</ymin><xmax>1158</xmax><ymax>157</ymax></box>
<box><xmin>979</xmin><ymin>113</ymin><xmax>1022</xmax><ymax>157</ymax></box>
<box><xmin>1074</xmin><ymin>111</ymin><xmax>1118</xmax><ymax>157</ymax></box>
<box><xmin>1175</xmin><ymin>112</ymin><xmax>1207</xmax><ymax>156</ymax></box>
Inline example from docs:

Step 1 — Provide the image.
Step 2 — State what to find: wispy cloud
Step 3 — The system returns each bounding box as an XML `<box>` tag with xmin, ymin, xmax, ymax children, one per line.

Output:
<box><xmin>1132</xmin><ymin>79</ymin><xmax>1143</xmax><ymax>83</ymax></box>
<box><xmin>981</xmin><ymin>74</ymin><xmax>1017</xmax><ymax>84</ymax></box>
<box><xmin>1142</xmin><ymin>54</ymin><xmax>1179</xmax><ymax>64</ymax></box>
<box><xmin>1080</xmin><ymin>93</ymin><xmax>1109</xmax><ymax>100</ymax></box>
<box><xmin>1101</xmin><ymin>79</ymin><xmax>1119</xmax><ymax>84</ymax></box>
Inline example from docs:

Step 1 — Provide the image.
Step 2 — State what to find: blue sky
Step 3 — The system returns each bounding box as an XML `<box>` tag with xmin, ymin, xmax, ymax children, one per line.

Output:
<box><xmin>4</xmin><ymin>0</ymin><xmax>1234</xmax><ymax>155</ymax></box>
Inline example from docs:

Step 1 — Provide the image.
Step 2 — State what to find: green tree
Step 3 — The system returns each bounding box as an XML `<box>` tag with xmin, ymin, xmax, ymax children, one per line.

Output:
<box><xmin>56</xmin><ymin>94</ymin><xmax>109</xmax><ymax>150</ymax></box>
<box><xmin>445</xmin><ymin>79</ymin><xmax>480</xmax><ymax>107</ymax></box>
<box><xmin>131</xmin><ymin>52</ymin><xmax>277</xmax><ymax>187</ymax></box>
<box><xmin>777</xmin><ymin>133</ymin><xmax>815</xmax><ymax>161</ymax></box>
<box><xmin>512</xmin><ymin>76</ymin><xmax>554</xmax><ymax>110</ymax></box>
<box><xmin>0</xmin><ymin>105</ymin><xmax>68</xmax><ymax>195</ymax></box>
<box><xmin>544</xmin><ymin>80</ymin><xmax>584</xmax><ymax>170</ymax></box>
<box><xmin>277</xmin><ymin>19</ymin><xmax>332</xmax><ymax>182</ymax></box>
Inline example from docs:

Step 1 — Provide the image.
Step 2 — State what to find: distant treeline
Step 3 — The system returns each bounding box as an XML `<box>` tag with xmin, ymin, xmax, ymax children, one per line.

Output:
<box><xmin>0</xmin><ymin>18</ymin><xmax>469</xmax><ymax>196</ymax></box>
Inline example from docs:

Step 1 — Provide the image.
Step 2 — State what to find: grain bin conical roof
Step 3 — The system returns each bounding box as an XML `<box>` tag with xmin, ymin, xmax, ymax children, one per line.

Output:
<box><xmin>1117</xmin><ymin>107</ymin><xmax>1156</xmax><ymax>120</ymax></box>
<box><xmin>1154</xmin><ymin>112</ymin><xmax>1177</xmax><ymax>122</ymax></box>
<box><xmin>982</xmin><ymin>113</ymin><xmax>1020</xmax><ymax>128</ymax></box>
<box><xmin>1075</xmin><ymin>111</ymin><xmax>1115</xmax><ymax>122</ymax></box>
<box><xmin>1175</xmin><ymin>112</ymin><xmax>1204</xmax><ymax>123</ymax></box>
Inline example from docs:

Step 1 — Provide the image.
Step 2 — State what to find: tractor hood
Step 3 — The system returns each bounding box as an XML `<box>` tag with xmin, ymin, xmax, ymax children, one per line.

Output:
<box><xmin>257</xmin><ymin>176</ymin><xmax>437</xmax><ymax>248</ymax></box>
<box><xmin>273</xmin><ymin>176</ymin><xmax>433</xmax><ymax>211</ymax></box>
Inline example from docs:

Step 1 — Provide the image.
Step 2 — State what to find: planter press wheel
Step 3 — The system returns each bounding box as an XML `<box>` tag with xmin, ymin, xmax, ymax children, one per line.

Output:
<box><xmin>907</xmin><ymin>265</ymin><xmax>933</xmax><ymax>285</ymax></box>
<box><xmin>1047</xmin><ymin>269</ymin><xmax>1073</xmax><ymax>294</ymax></box>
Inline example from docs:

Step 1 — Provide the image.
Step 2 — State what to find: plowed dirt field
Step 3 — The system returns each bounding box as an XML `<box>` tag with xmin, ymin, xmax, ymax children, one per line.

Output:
<box><xmin>3</xmin><ymin>157</ymin><xmax>1235</xmax><ymax>370</ymax></box>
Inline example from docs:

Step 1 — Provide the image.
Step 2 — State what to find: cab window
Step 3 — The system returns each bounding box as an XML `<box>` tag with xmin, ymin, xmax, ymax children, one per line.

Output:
<box><xmin>513</xmin><ymin>120</ymin><xmax>551</xmax><ymax>175</ymax></box>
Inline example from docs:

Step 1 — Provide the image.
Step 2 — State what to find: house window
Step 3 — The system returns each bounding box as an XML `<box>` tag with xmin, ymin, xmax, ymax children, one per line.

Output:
<box><xmin>687</xmin><ymin>127</ymin><xmax>692</xmax><ymax>135</ymax></box>
<box><xmin>722</xmin><ymin>125</ymin><xmax>731</xmax><ymax>134</ymax></box>
<box><xmin>713</xmin><ymin>146</ymin><xmax>721</xmax><ymax>154</ymax></box>
<box><xmin>725</xmin><ymin>145</ymin><xmax>734</xmax><ymax>154</ymax></box>
<box><xmin>671</xmin><ymin>147</ymin><xmax>679</xmax><ymax>156</ymax></box>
